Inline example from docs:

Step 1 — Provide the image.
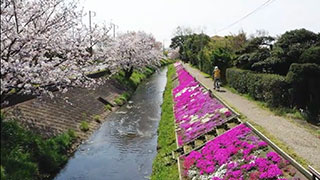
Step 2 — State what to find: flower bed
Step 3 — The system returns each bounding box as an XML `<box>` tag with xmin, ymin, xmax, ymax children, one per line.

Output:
<box><xmin>173</xmin><ymin>63</ymin><xmax>232</xmax><ymax>146</ymax></box>
<box><xmin>181</xmin><ymin>124</ymin><xmax>306</xmax><ymax>180</ymax></box>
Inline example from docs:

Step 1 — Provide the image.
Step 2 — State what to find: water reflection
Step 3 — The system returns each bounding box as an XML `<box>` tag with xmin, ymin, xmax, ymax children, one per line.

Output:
<box><xmin>54</xmin><ymin>67</ymin><xmax>167</xmax><ymax>180</ymax></box>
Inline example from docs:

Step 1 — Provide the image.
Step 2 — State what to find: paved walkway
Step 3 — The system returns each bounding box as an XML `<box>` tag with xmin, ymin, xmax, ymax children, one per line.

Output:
<box><xmin>182</xmin><ymin>62</ymin><xmax>320</xmax><ymax>171</ymax></box>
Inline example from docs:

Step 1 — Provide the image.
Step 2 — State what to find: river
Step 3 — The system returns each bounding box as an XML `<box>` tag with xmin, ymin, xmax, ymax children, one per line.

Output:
<box><xmin>54</xmin><ymin>67</ymin><xmax>168</xmax><ymax>180</ymax></box>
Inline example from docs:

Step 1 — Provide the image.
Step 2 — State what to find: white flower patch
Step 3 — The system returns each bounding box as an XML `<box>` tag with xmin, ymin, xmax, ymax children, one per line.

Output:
<box><xmin>199</xmin><ymin>174</ymin><xmax>216</xmax><ymax>180</ymax></box>
<box><xmin>253</xmin><ymin>149</ymin><xmax>263</xmax><ymax>157</ymax></box>
<box><xmin>188</xmin><ymin>169</ymin><xmax>198</xmax><ymax>178</ymax></box>
<box><xmin>188</xmin><ymin>164</ymin><xmax>224</xmax><ymax>180</ymax></box>
<box><xmin>189</xmin><ymin>115</ymin><xmax>199</xmax><ymax>124</ymax></box>
<box><xmin>175</xmin><ymin>87</ymin><xmax>190</xmax><ymax>98</ymax></box>
<box><xmin>213</xmin><ymin>163</ymin><xmax>227</xmax><ymax>178</ymax></box>
<box><xmin>200</xmin><ymin>113</ymin><xmax>214</xmax><ymax>124</ymax></box>
<box><xmin>189</xmin><ymin>85</ymin><xmax>199</xmax><ymax>91</ymax></box>
<box><xmin>219</xmin><ymin>108</ymin><xmax>230</xmax><ymax>114</ymax></box>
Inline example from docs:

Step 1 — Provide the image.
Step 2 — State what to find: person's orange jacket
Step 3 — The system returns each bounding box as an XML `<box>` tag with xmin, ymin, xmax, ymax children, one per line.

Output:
<box><xmin>214</xmin><ymin>69</ymin><xmax>220</xmax><ymax>78</ymax></box>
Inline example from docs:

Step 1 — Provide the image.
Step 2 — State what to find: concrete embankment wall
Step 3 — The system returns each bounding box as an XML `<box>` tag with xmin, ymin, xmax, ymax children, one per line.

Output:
<box><xmin>4</xmin><ymin>79</ymin><xmax>126</xmax><ymax>142</ymax></box>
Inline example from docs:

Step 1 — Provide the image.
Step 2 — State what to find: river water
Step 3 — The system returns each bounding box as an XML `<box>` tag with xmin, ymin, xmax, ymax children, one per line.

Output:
<box><xmin>54</xmin><ymin>67</ymin><xmax>168</xmax><ymax>180</ymax></box>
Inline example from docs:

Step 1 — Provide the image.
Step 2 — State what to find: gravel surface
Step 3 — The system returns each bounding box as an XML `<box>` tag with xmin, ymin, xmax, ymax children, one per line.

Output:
<box><xmin>182</xmin><ymin>63</ymin><xmax>320</xmax><ymax>171</ymax></box>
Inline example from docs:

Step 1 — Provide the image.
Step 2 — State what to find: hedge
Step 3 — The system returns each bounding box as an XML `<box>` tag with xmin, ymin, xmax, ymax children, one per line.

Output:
<box><xmin>286</xmin><ymin>63</ymin><xmax>320</xmax><ymax>120</ymax></box>
<box><xmin>226</xmin><ymin>68</ymin><xmax>290</xmax><ymax>107</ymax></box>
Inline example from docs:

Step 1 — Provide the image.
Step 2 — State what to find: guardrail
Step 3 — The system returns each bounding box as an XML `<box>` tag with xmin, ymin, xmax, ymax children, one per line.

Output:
<box><xmin>309</xmin><ymin>166</ymin><xmax>320</xmax><ymax>180</ymax></box>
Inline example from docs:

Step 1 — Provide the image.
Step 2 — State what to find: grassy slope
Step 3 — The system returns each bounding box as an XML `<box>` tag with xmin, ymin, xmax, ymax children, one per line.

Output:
<box><xmin>112</xmin><ymin>60</ymin><xmax>176</xmax><ymax>106</ymax></box>
<box><xmin>112</xmin><ymin>67</ymin><xmax>156</xmax><ymax>105</ymax></box>
<box><xmin>151</xmin><ymin>64</ymin><xmax>179</xmax><ymax>180</ymax></box>
<box><xmin>0</xmin><ymin>113</ymin><xmax>77</xmax><ymax>180</ymax></box>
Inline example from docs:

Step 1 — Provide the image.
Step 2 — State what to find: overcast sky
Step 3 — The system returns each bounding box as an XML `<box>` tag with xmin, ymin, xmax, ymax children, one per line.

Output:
<box><xmin>81</xmin><ymin>0</ymin><xmax>320</xmax><ymax>47</ymax></box>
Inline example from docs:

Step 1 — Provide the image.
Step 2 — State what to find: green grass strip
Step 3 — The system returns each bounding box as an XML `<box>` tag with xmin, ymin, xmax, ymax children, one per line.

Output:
<box><xmin>151</xmin><ymin>64</ymin><xmax>179</xmax><ymax>180</ymax></box>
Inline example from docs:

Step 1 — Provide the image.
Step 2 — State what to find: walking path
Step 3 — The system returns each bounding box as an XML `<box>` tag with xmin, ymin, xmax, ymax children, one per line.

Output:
<box><xmin>182</xmin><ymin>62</ymin><xmax>320</xmax><ymax>171</ymax></box>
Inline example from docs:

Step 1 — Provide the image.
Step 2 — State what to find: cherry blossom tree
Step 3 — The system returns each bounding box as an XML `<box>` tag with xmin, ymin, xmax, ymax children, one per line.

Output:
<box><xmin>167</xmin><ymin>47</ymin><xmax>180</xmax><ymax>60</ymax></box>
<box><xmin>0</xmin><ymin>0</ymin><xmax>112</xmax><ymax>104</ymax></box>
<box><xmin>106</xmin><ymin>31</ymin><xmax>163</xmax><ymax>79</ymax></box>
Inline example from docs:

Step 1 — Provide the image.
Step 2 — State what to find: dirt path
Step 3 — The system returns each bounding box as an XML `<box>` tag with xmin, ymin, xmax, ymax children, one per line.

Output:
<box><xmin>182</xmin><ymin>62</ymin><xmax>320</xmax><ymax>171</ymax></box>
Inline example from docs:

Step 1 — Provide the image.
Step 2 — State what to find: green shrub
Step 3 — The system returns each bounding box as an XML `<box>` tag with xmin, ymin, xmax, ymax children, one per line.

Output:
<box><xmin>1</xmin><ymin>166</ymin><xmax>5</xmax><ymax>180</ymax></box>
<box><xmin>1</xmin><ymin>115</ymin><xmax>76</xmax><ymax>179</ymax></box>
<box><xmin>121</xmin><ymin>92</ymin><xmax>130</xmax><ymax>101</ymax></box>
<box><xmin>300</xmin><ymin>46</ymin><xmax>320</xmax><ymax>64</ymax></box>
<box><xmin>160</xmin><ymin>59</ymin><xmax>168</xmax><ymax>65</ymax></box>
<box><xmin>160</xmin><ymin>59</ymin><xmax>175</xmax><ymax>66</ymax></box>
<box><xmin>114</xmin><ymin>92</ymin><xmax>131</xmax><ymax>106</ymax></box>
<box><xmin>112</xmin><ymin>66</ymin><xmax>156</xmax><ymax>90</ymax></box>
<box><xmin>1</xmin><ymin>147</ymin><xmax>38</xmax><ymax>180</ymax></box>
<box><xmin>114</xmin><ymin>97</ymin><xmax>124</xmax><ymax>106</ymax></box>
<box><xmin>79</xmin><ymin>121</ymin><xmax>89</xmax><ymax>132</ymax></box>
<box><xmin>130</xmin><ymin>70</ymin><xmax>148</xmax><ymax>87</ymax></box>
<box><xmin>93</xmin><ymin>115</ymin><xmax>101</xmax><ymax>123</ymax></box>
<box><xmin>104</xmin><ymin>104</ymin><xmax>112</xmax><ymax>111</ymax></box>
<box><xmin>112</xmin><ymin>70</ymin><xmax>136</xmax><ymax>89</ymax></box>
<box><xmin>226</xmin><ymin>67</ymin><xmax>290</xmax><ymax>107</ymax></box>
<box><xmin>67</xmin><ymin>129</ymin><xmax>77</xmax><ymax>139</ymax></box>
<box><xmin>286</xmin><ymin>63</ymin><xmax>320</xmax><ymax>121</ymax></box>
<box><xmin>35</xmin><ymin>139</ymin><xmax>67</xmax><ymax>174</ymax></box>
<box><xmin>35</xmin><ymin>129</ymin><xmax>76</xmax><ymax>174</ymax></box>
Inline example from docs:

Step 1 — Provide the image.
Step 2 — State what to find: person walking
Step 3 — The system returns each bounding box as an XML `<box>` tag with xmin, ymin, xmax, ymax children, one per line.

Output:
<box><xmin>213</xmin><ymin>66</ymin><xmax>221</xmax><ymax>90</ymax></box>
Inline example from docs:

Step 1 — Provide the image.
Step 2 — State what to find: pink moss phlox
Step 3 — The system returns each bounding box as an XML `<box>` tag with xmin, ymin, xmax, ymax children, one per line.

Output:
<box><xmin>259</xmin><ymin>164</ymin><xmax>283</xmax><ymax>179</ymax></box>
<box><xmin>173</xmin><ymin>64</ymin><xmax>232</xmax><ymax>145</ymax></box>
<box><xmin>258</xmin><ymin>141</ymin><xmax>268</xmax><ymax>148</ymax></box>
<box><xmin>182</xmin><ymin>123</ymin><xmax>289</xmax><ymax>179</ymax></box>
<box><xmin>266</xmin><ymin>151</ymin><xmax>282</xmax><ymax>163</ymax></box>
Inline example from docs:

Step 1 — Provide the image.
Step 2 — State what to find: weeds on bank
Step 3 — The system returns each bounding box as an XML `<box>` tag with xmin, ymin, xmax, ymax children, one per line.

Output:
<box><xmin>104</xmin><ymin>104</ymin><xmax>112</xmax><ymax>111</ymax></box>
<box><xmin>1</xmin><ymin>112</ymin><xmax>77</xmax><ymax>180</ymax></box>
<box><xmin>79</xmin><ymin>121</ymin><xmax>89</xmax><ymax>132</ymax></box>
<box><xmin>93</xmin><ymin>115</ymin><xmax>101</xmax><ymax>123</ymax></box>
<box><xmin>151</xmin><ymin>64</ymin><xmax>179</xmax><ymax>180</ymax></box>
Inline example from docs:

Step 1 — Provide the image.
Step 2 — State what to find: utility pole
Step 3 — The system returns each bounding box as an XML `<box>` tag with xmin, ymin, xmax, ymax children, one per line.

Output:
<box><xmin>88</xmin><ymin>10</ymin><xmax>96</xmax><ymax>55</ymax></box>
<box><xmin>199</xmin><ymin>30</ymin><xmax>204</xmax><ymax>70</ymax></box>
<box><xmin>163</xmin><ymin>39</ymin><xmax>165</xmax><ymax>55</ymax></box>
<box><xmin>180</xmin><ymin>40</ymin><xmax>184</xmax><ymax>61</ymax></box>
<box><xmin>113</xmin><ymin>23</ymin><xmax>115</xmax><ymax>39</ymax></box>
<box><xmin>110</xmin><ymin>22</ymin><xmax>117</xmax><ymax>39</ymax></box>
<box><xmin>89</xmin><ymin>10</ymin><xmax>92</xmax><ymax>47</ymax></box>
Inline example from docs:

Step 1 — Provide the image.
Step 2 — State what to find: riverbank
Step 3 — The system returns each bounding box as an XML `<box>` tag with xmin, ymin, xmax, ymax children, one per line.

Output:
<box><xmin>151</xmin><ymin>64</ymin><xmax>179</xmax><ymax>180</ymax></box>
<box><xmin>1</xmin><ymin>61</ymin><xmax>174</xmax><ymax>180</ymax></box>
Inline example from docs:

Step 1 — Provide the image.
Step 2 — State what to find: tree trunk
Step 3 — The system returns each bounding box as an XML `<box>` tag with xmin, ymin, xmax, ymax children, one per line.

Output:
<box><xmin>124</xmin><ymin>67</ymin><xmax>134</xmax><ymax>79</ymax></box>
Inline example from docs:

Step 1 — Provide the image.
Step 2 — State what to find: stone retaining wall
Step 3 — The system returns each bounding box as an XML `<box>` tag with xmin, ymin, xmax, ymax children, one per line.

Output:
<box><xmin>4</xmin><ymin>79</ymin><xmax>127</xmax><ymax>142</ymax></box>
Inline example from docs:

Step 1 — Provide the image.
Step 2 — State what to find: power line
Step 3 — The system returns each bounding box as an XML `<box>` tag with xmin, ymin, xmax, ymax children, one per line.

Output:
<box><xmin>216</xmin><ymin>0</ymin><xmax>276</xmax><ymax>33</ymax></box>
